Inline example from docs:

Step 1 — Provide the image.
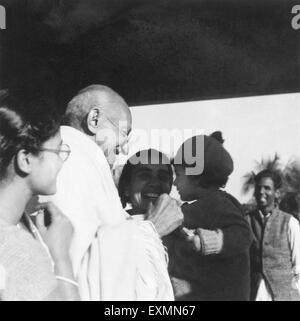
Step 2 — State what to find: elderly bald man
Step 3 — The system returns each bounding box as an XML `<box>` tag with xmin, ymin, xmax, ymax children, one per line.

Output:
<box><xmin>41</xmin><ymin>84</ymin><xmax>183</xmax><ymax>301</ymax></box>
<box><xmin>64</xmin><ymin>85</ymin><xmax>131</xmax><ymax>167</ymax></box>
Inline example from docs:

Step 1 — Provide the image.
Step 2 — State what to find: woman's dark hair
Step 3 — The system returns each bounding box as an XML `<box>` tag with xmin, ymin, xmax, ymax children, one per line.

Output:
<box><xmin>118</xmin><ymin>149</ymin><xmax>173</xmax><ymax>208</ymax></box>
<box><xmin>0</xmin><ymin>89</ymin><xmax>61</xmax><ymax>179</ymax></box>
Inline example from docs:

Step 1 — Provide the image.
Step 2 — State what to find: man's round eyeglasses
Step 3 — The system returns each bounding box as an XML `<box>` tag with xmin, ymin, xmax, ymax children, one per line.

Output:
<box><xmin>39</xmin><ymin>143</ymin><xmax>71</xmax><ymax>162</ymax></box>
<box><xmin>103</xmin><ymin>114</ymin><xmax>130</xmax><ymax>155</ymax></box>
<box><xmin>103</xmin><ymin>114</ymin><xmax>129</xmax><ymax>140</ymax></box>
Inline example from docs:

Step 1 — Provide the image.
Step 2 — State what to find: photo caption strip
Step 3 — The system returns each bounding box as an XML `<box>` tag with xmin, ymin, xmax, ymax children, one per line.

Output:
<box><xmin>104</xmin><ymin>304</ymin><xmax>196</xmax><ymax>319</ymax></box>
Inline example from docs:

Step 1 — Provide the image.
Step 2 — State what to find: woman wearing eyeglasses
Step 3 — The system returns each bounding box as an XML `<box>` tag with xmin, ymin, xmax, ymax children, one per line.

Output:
<box><xmin>0</xmin><ymin>90</ymin><xmax>80</xmax><ymax>301</ymax></box>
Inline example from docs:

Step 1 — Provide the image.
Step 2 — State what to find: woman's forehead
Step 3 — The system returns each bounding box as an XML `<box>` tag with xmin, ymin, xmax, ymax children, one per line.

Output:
<box><xmin>132</xmin><ymin>163</ymin><xmax>170</xmax><ymax>174</ymax></box>
<box><xmin>129</xmin><ymin>149</ymin><xmax>170</xmax><ymax>164</ymax></box>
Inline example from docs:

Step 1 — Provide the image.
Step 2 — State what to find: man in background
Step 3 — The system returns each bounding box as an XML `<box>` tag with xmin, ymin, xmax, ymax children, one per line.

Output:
<box><xmin>247</xmin><ymin>169</ymin><xmax>300</xmax><ymax>301</ymax></box>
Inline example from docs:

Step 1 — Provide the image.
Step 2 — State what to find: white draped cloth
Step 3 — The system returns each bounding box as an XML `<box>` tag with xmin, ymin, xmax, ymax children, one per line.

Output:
<box><xmin>40</xmin><ymin>126</ymin><xmax>174</xmax><ymax>301</ymax></box>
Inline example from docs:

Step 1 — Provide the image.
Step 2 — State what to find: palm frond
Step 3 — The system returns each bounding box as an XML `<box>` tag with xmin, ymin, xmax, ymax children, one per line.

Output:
<box><xmin>242</xmin><ymin>171</ymin><xmax>256</xmax><ymax>195</ymax></box>
<box><xmin>283</xmin><ymin>159</ymin><xmax>300</xmax><ymax>194</ymax></box>
<box><xmin>257</xmin><ymin>153</ymin><xmax>281</xmax><ymax>172</ymax></box>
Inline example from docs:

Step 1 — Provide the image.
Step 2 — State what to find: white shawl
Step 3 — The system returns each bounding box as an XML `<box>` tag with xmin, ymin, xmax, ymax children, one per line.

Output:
<box><xmin>40</xmin><ymin>126</ymin><xmax>174</xmax><ymax>301</ymax></box>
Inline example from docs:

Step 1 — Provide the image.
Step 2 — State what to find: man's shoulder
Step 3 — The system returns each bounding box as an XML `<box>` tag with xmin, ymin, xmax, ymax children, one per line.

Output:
<box><xmin>276</xmin><ymin>208</ymin><xmax>294</xmax><ymax>221</ymax></box>
<box><xmin>246</xmin><ymin>209</ymin><xmax>259</xmax><ymax>217</ymax></box>
<box><xmin>245</xmin><ymin>209</ymin><xmax>260</xmax><ymax>224</ymax></box>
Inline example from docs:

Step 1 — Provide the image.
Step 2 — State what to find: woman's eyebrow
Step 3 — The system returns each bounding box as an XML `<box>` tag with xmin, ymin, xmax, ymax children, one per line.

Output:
<box><xmin>135</xmin><ymin>167</ymin><xmax>152</xmax><ymax>173</ymax></box>
<box><xmin>159</xmin><ymin>169</ymin><xmax>170</xmax><ymax>175</ymax></box>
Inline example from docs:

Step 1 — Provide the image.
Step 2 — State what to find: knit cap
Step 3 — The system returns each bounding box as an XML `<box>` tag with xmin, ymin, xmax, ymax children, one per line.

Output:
<box><xmin>174</xmin><ymin>133</ymin><xmax>233</xmax><ymax>180</ymax></box>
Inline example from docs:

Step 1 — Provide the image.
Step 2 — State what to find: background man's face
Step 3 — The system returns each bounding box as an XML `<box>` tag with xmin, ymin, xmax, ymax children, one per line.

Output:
<box><xmin>254</xmin><ymin>176</ymin><xmax>278</xmax><ymax>212</ymax></box>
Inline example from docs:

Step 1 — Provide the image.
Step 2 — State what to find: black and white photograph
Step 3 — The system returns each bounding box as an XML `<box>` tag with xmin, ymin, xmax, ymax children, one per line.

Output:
<box><xmin>0</xmin><ymin>0</ymin><xmax>299</xmax><ymax>305</ymax></box>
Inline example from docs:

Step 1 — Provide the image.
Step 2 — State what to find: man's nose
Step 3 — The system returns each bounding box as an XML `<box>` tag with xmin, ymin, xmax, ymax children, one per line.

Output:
<box><xmin>119</xmin><ymin>141</ymin><xmax>129</xmax><ymax>155</ymax></box>
<box><xmin>116</xmin><ymin>138</ymin><xmax>129</xmax><ymax>155</ymax></box>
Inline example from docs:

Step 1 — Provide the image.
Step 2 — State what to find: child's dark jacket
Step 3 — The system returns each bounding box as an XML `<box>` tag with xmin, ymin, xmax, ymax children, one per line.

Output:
<box><xmin>164</xmin><ymin>189</ymin><xmax>252</xmax><ymax>301</ymax></box>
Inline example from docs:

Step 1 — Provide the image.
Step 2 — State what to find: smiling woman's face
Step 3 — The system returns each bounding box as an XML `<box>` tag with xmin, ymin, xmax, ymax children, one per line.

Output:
<box><xmin>127</xmin><ymin>163</ymin><xmax>172</xmax><ymax>214</ymax></box>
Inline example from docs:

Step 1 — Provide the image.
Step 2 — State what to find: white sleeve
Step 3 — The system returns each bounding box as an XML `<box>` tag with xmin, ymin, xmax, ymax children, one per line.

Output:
<box><xmin>288</xmin><ymin>216</ymin><xmax>300</xmax><ymax>275</ymax></box>
<box><xmin>0</xmin><ymin>264</ymin><xmax>6</xmax><ymax>292</ymax></box>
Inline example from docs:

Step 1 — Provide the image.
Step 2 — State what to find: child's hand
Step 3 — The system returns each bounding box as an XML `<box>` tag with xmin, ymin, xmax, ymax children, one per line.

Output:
<box><xmin>178</xmin><ymin>227</ymin><xmax>202</xmax><ymax>252</ymax></box>
<box><xmin>180</xmin><ymin>227</ymin><xmax>195</xmax><ymax>240</ymax></box>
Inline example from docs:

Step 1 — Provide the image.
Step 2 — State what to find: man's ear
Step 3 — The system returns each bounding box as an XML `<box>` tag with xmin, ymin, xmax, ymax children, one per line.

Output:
<box><xmin>87</xmin><ymin>107</ymin><xmax>102</xmax><ymax>134</ymax></box>
<box><xmin>15</xmin><ymin>149</ymin><xmax>32</xmax><ymax>175</ymax></box>
<box><xmin>275</xmin><ymin>189</ymin><xmax>281</xmax><ymax>203</ymax></box>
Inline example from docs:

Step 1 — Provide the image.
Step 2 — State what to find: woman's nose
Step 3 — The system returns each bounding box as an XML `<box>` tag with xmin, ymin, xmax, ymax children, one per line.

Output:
<box><xmin>148</xmin><ymin>177</ymin><xmax>160</xmax><ymax>187</ymax></box>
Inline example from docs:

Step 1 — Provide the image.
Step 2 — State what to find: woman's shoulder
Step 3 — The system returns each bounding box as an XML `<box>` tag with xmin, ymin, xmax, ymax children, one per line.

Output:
<box><xmin>0</xmin><ymin>225</ymin><xmax>38</xmax><ymax>254</ymax></box>
<box><xmin>0</xmin><ymin>225</ymin><xmax>25</xmax><ymax>250</ymax></box>
<box><xmin>0</xmin><ymin>226</ymin><xmax>57</xmax><ymax>301</ymax></box>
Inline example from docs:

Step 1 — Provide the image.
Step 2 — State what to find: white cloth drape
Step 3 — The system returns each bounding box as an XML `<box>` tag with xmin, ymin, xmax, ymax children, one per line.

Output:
<box><xmin>40</xmin><ymin>126</ymin><xmax>174</xmax><ymax>301</ymax></box>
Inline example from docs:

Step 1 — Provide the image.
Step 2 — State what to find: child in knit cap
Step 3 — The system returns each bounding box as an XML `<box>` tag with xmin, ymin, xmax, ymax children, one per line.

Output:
<box><xmin>165</xmin><ymin>132</ymin><xmax>252</xmax><ymax>301</ymax></box>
